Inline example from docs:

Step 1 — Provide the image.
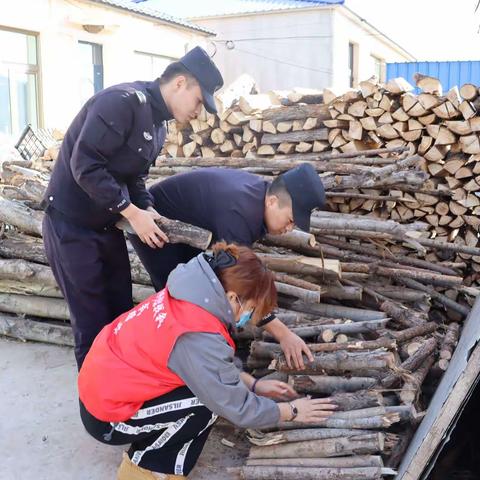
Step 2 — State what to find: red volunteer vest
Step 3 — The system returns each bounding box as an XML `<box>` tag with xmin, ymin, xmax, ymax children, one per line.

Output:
<box><xmin>78</xmin><ymin>289</ymin><xmax>236</xmax><ymax>422</ymax></box>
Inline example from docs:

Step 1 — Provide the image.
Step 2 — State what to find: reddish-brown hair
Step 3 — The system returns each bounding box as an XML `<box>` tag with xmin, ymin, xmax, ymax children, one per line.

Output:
<box><xmin>212</xmin><ymin>242</ymin><xmax>277</xmax><ymax>324</ymax></box>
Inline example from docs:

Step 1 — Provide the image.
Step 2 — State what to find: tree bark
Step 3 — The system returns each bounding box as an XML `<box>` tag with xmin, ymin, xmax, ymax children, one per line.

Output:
<box><xmin>248</xmin><ymin>432</ymin><xmax>384</xmax><ymax>459</ymax></box>
<box><xmin>257</xmin><ymin>254</ymin><xmax>340</xmax><ymax>281</ymax></box>
<box><xmin>271</xmin><ymin>349</ymin><xmax>395</xmax><ymax>374</ymax></box>
<box><xmin>278</xmin><ymin>298</ymin><xmax>387</xmax><ymax>321</ymax></box>
<box><xmin>398</xmin><ymin>277</ymin><xmax>470</xmax><ymax>316</ymax></box>
<box><xmin>245</xmin><ymin>456</ymin><xmax>383</xmax><ymax>468</ymax></box>
<box><xmin>240</xmin><ymin>465</ymin><xmax>385</xmax><ymax>480</ymax></box>
<box><xmin>250</xmin><ymin>337</ymin><xmax>395</xmax><ymax>359</ymax></box>
<box><xmin>247</xmin><ymin>428</ymin><xmax>374</xmax><ymax>446</ymax></box>
<box><xmin>0</xmin><ymin>293</ymin><xmax>69</xmax><ymax>320</ymax></box>
<box><xmin>117</xmin><ymin>217</ymin><xmax>212</xmax><ymax>250</ymax></box>
<box><xmin>261</xmin><ymin>104</ymin><xmax>330</xmax><ymax>122</ymax></box>
<box><xmin>380</xmin><ymin>322</ymin><xmax>438</xmax><ymax>343</ymax></box>
<box><xmin>382</xmin><ymin>337</ymin><xmax>437</xmax><ymax>388</ymax></box>
<box><xmin>275</xmin><ymin>282</ymin><xmax>321</xmax><ymax>303</ymax></box>
<box><xmin>0</xmin><ymin>313</ymin><xmax>73</xmax><ymax>346</ymax></box>
<box><xmin>0</xmin><ymin>197</ymin><xmax>43</xmax><ymax>236</ymax></box>
<box><xmin>264</xmin><ymin>319</ymin><xmax>389</xmax><ymax>340</ymax></box>
<box><xmin>289</xmin><ymin>375</ymin><xmax>378</xmax><ymax>394</ymax></box>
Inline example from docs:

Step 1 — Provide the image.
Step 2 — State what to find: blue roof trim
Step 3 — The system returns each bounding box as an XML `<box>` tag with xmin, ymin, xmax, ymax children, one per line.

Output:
<box><xmin>87</xmin><ymin>0</ymin><xmax>214</xmax><ymax>34</ymax></box>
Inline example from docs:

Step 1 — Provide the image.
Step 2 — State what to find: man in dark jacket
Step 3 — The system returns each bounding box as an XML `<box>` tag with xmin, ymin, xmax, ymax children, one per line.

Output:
<box><xmin>42</xmin><ymin>47</ymin><xmax>223</xmax><ymax>367</ymax></box>
<box><xmin>129</xmin><ymin>164</ymin><xmax>326</xmax><ymax>369</ymax></box>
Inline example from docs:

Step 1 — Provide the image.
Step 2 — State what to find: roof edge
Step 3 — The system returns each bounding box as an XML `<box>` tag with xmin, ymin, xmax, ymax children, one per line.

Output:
<box><xmin>85</xmin><ymin>0</ymin><xmax>216</xmax><ymax>36</ymax></box>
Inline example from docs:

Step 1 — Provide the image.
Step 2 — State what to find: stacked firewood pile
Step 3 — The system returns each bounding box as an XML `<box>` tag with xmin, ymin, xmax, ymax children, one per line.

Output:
<box><xmin>162</xmin><ymin>75</ymin><xmax>480</xmax><ymax>285</ymax></box>
<box><xmin>0</xmin><ymin>75</ymin><xmax>479</xmax><ymax>479</ymax></box>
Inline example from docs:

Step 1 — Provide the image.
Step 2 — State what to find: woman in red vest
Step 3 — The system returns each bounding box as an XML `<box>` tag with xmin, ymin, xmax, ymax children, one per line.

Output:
<box><xmin>78</xmin><ymin>242</ymin><xmax>336</xmax><ymax>480</ymax></box>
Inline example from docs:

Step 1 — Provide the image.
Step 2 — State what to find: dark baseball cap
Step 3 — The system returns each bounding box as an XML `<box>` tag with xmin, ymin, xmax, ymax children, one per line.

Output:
<box><xmin>280</xmin><ymin>163</ymin><xmax>326</xmax><ymax>231</ymax></box>
<box><xmin>179</xmin><ymin>46</ymin><xmax>224</xmax><ymax>114</ymax></box>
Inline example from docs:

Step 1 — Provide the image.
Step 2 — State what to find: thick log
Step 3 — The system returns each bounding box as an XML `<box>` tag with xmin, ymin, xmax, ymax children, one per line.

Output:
<box><xmin>263</xmin><ymin>230</ymin><xmax>316</xmax><ymax>249</ymax></box>
<box><xmin>247</xmin><ymin>428</ymin><xmax>374</xmax><ymax>445</ymax></box>
<box><xmin>0</xmin><ymin>313</ymin><xmax>73</xmax><ymax>346</ymax></box>
<box><xmin>271</xmin><ymin>349</ymin><xmax>395</xmax><ymax>374</ymax></box>
<box><xmin>248</xmin><ymin>433</ymin><xmax>384</xmax><ymax>459</ymax></box>
<box><xmin>245</xmin><ymin>456</ymin><xmax>383</xmax><ymax>468</ymax></box>
<box><xmin>117</xmin><ymin>216</ymin><xmax>212</xmax><ymax>250</ymax></box>
<box><xmin>289</xmin><ymin>375</ymin><xmax>378</xmax><ymax>394</ymax></box>
<box><xmin>328</xmin><ymin>390</ymin><xmax>384</xmax><ymax>411</ymax></box>
<box><xmin>0</xmin><ymin>293</ymin><xmax>69</xmax><ymax>320</ymax></box>
<box><xmin>381</xmin><ymin>322</ymin><xmax>438</xmax><ymax>343</ymax></box>
<box><xmin>279</xmin><ymin>298</ymin><xmax>387</xmax><ymax>321</ymax></box>
<box><xmin>0</xmin><ymin>197</ymin><xmax>43</xmax><ymax>236</ymax></box>
<box><xmin>239</xmin><ymin>465</ymin><xmax>386</xmax><ymax>480</ymax></box>
<box><xmin>370</xmin><ymin>286</ymin><xmax>429</xmax><ymax>303</ymax></box>
<box><xmin>321</xmin><ymin>155</ymin><xmax>422</xmax><ymax>190</ymax></box>
<box><xmin>275</xmin><ymin>414</ymin><xmax>400</xmax><ymax>430</ymax></box>
<box><xmin>0</xmin><ymin>231</ymin><xmax>49</xmax><ymax>264</ymax></box>
<box><xmin>261</xmin><ymin>104</ymin><xmax>330</xmax><ymax>122</ymax></box>
<box><xmin>257</xmin><ymin>254</ymin><xmax>340</xmax><ymax>281</ymax></box>
<box><xmin>311</xmin><ymin>212</ymin><xmax>415</xmax><ymax>237</ymax></box>
<box><xmin>272</xmin><ymin>273</ymin><xmax>321</xmax><ymax>294</ymax></box>
<box><xmin>322</xmin><ymin>284</ymin><xmax>362</xmax><ymax>301</ymax></box>
<box><xmin>379</xmin><ymin>300</ymin><xmax>425</xmax><ymax>328</ymax></box>
<box><xmin>274</xmin><ymin>282</ymin><xmax>320</xmax><ymax>303</ymax></box>
<box><xmin>0</xmin><ymin>183</ymin><xmax>44</xmax><ymax>208</ymax></box>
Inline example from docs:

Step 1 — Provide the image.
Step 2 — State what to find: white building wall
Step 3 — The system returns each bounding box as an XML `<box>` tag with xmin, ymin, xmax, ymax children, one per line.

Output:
<box><xmin>331</xmin><ymin>7</ymin><xmax>413</xmax><ymax>91</ymax></box>
<box><xmin>194</xmin><ymin>8</ymin><xmax>335</xmax><ymax>92</ymax></box>
<box><xmin>0</xmin><ymin>0</ymin><xmax>207</xmax><ymax>130</ymax></box>
<box><xmin>194</xmin><ymin>5</ymin><xmax>413</xmax><ymax>94</ymax></box>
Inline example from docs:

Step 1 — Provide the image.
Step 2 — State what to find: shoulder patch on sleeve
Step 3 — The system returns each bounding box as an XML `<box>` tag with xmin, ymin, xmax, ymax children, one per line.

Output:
<box><xmin>135</xmin><ymin>90</ymin><xmax>147</xmax><ymax>104</ymax></box>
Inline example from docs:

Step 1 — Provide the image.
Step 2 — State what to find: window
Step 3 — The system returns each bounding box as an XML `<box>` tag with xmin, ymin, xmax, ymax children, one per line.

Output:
<box><xmin>78</xmin><ymin>41</ymin><xmax>103</xmax><ymax>105</ymax></box>
<box><xmin>134</xmin><ymin>51</ymin><xmax>176</xmax><ymax>80</ymax></box>
<box><xmin>372</xmin><ymin>54</ymin><xmax>386</xmax><ymax>82</ymax></box>
<box><xmin>348</xmin><ymin>42</ymin><xmax>359</xmax><ymax>88</ymax></box>
<box><xmin>0</xmin><ymin>28</ymin><xmax>39</xmax><ymax>136</ymax></box>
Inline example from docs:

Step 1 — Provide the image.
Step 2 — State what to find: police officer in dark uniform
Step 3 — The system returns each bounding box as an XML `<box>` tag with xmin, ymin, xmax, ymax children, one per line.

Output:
<box><xmin>42</xmin><ymin>46</ymin><xmax>223</xmax><ymax>368</ymax></box>
<box><xmin>129</xmin><ymin>163</ymin><xmax>326</xmax><ymax>370</ymax></box>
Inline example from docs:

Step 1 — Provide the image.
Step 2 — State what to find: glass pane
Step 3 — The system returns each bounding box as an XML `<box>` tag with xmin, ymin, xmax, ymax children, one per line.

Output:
<box><xmin>0</xmin><ymin>64</ymin><xmax>11</xmax><ymax>135</ymax></box>
<box><xmin>78</xmin><ymin>42</ymin><xmax>95</xmax><ymax>104</ymax></box>
<box><xmin>0</xmin><ymin>29</ymin><xmax>37</xmax><ymax>65</ymax></box>
<box><xmin>11</xmin><ymin>71</ymin><xmax>38</xmax><ymax>135</ymax></box>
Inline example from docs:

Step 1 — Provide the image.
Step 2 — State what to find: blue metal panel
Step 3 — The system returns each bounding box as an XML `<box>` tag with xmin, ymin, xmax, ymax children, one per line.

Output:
<box><xmin>386</xmin><ymin>61</ymin><xmax>480</xmax><ymax>93</ymax></box>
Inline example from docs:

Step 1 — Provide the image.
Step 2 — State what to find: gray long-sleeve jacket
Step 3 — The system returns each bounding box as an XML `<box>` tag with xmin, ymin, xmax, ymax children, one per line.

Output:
<box><xmin>166</xmin><ymin>253</ymin><xmax>280</xmax><ymax>428</ymax></box>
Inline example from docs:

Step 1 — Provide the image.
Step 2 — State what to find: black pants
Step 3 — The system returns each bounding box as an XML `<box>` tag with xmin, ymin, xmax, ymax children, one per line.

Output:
<box><xmin>129</xmin><ymin>233</ymin><xmax>201</xmax><ymax>291</ymax></box>
<box><xmin>80</xmin><ymin>386</ymin><xmax>216</xmax><ymax>476</ymax></box>
<box><xmin>43</xmin><ymin>210</ymin><xmax>133</xmax><ymax>368</ymax></box>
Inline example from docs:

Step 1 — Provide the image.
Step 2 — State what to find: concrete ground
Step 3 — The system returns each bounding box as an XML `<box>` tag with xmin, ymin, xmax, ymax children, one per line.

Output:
<box><xmin>0</xmin><ymin>337</ymin><xmax>248</xmax><ymax>480</ymax></box>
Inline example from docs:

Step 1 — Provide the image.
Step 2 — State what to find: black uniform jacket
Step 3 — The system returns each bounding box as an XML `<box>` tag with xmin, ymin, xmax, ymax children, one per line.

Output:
<box><xmin>43</xmin><ymin>79</ymin><xmax>170</xmax><ymax>230</ymax></box>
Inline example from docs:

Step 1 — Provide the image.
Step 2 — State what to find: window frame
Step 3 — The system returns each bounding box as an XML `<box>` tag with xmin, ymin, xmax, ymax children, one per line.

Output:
<box><xmin>0</xmin><ymin>25</ymin><xmax>41</xmax><ymax>134</ymax></box>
